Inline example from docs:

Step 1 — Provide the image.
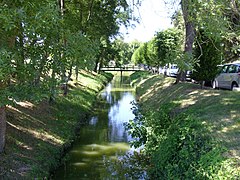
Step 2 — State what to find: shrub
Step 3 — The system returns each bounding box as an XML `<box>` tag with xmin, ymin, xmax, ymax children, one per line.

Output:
<box><xmin>191</xmin><ymin>29</ymin><xmax>223</xmax><ymax>86</ymax></box>
<box><xmin>149</xmin><ymin>114</ymin><xmax>219</xmax><ymax>179</ymax></box>
<box><xmin>126</xmin><ymin>103</ymin><xmax>239</xmax><ymax>179</ymax></box>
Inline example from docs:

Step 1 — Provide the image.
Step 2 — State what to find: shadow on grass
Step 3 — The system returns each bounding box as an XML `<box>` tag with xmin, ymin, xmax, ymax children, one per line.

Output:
<box><xmin>0</xmin><ymin>71</ymin><xmax>112</xmax><ymax>179</ymax></box>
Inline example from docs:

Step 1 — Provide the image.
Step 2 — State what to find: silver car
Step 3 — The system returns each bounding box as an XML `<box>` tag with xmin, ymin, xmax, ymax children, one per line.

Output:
<box><xmin>212</xmin><ymin>63</ymin><xmax>240</xmax><ymax>90</ymax></box>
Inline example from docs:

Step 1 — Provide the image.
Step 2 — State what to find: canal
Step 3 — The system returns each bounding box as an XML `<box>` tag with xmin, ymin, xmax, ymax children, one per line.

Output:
<box><xmin>53</xmin><ymin>73</ymin><xmax>136</xmax><ymax>179</ymax></box>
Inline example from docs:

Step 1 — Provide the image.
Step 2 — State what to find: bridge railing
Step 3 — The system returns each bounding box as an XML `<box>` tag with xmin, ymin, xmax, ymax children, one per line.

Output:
<box><xmin>101</xmin><ymin>65</ymin><xmax>143</xmax><ymax>71</ymax></box>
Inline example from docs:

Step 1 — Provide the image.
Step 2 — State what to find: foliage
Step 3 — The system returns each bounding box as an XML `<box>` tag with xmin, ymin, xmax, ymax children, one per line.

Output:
<box><xmin>150</xmin><ymin>112</ymin><xmax>216</xmax><ymax>179</ymax></box>
<box><xmin>171</xmin><ymin>10</ymin><xmax>185</xmax><ymax>33</ymax></box>
<box><xmin>183</xmin><ymin>0</ymin><xmax>239</xmax><ymax>63</ymax></box>
<box><xmin>154</xmin><ymin>28</ymin><xmax>183</xmax><ymax>66</ymax></box>
<box><xmin>0</xmin><ymin>0</ymin><xmax>136</xmax><ymax>105</ymax></box>
<box><xmin>131</xmin><ymin>42</ymin><xmax>143</xmax><ymax>64</ymax></box>
<box><xmin>126</xmin><ymin>102</ymin><xmax>239</xmax><ymax>179</ymax></box>
<box><xmin>111</xmin><ymin>39</ymin><xmax>140</xmax><ymax>66</ymax></box>
<box><xmin>131</xmin><ymin>28</ymin><xmax>183</xmax><ymax>68</ymax></box>
<box><xmin>146</xmin><ymin>39</ymin><xmax>158</xmax><ymax>66</ymax></box>
<box><xmin>65</xmin><ymin>31</ymin><xmax>98</xmax><ymax>70</ymax></box>
<box><xmin>191</xmin><ymin>29</ymin><xmax>223</xmax><ymax>83</ymax></box>
<box><xmin>0</xmin><ymin>0</ymin><xmax>60</xmax><ymax>104</ymax></box>
<box><xmin>222</xmin><ymin>0</ymin><xmax>240</xmax><ymax>62</ymax></box>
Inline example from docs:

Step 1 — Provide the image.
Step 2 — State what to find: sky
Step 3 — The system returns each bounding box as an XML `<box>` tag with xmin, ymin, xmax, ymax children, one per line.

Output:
<box><xmin>121</xmin><ymin>0</ymin><xmax>176</xmax><ymax>42</ymax></box>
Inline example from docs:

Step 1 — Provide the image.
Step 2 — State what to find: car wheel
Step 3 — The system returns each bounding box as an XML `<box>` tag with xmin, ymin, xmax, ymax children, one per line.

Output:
<box><xmin>212</xmin><ymin>80</ymin><xmax>218</xmax><ymax>89</ymax></box>
<box><xmin>231</xmin><ymin>83</ymin><xmax>238</xmax><ymax>91</ymax></box>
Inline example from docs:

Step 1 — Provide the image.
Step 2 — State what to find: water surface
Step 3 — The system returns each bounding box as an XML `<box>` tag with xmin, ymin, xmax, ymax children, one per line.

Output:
<box><xmin>53</xmin><ymin>74</ymin><xmax>136</xmax><ymax>179</ymax></box>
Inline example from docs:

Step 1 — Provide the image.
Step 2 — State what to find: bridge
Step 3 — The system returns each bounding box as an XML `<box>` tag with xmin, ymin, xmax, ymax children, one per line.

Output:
<box><xmin>100</xmin><ymin>65</ymin><xmax>144</xmax><ymax>72</ymax></box>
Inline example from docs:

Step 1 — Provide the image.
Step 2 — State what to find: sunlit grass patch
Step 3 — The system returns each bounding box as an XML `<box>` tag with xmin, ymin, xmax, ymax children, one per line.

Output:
<box><xmin>130</xmin><ymin>71</ymin><xmax>152</xmax><ymax>86</ymax></box>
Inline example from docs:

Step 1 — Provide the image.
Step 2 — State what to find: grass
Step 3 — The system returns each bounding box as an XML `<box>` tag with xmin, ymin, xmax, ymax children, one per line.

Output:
<box><xmin>131</xmin><ymin>71</ymin><xmax>240</xmax><ymax>175</ymax></box>
<box><xmin>0</xmin><ymin>70</ymin><xmax>113</xmax><ymax>179</ymax></box>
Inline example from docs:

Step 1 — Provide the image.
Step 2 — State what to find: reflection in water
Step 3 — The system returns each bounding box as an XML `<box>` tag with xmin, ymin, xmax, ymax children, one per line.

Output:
<box><xmin>53</xmin><ymin>75</ymin><xmax>136</xmax><ymax>179</ymax></box>
<box><xmin>108</xmin><ymin>92</ymin><xmax>135</xmax><ymax>142</ymax></box>
<box><xmin>101</xmin><ymin>83</ymin><xmax>112</xmax><ymax>104</ymax></box>
<box><xmin>89</xmin><ymin>117</ymin><xmax>98</xmax><ymax>125</ymax></box>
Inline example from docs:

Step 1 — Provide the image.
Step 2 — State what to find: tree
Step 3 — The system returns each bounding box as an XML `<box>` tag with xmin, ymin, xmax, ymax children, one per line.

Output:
<box><xmin>222</xmin><ymin>0</ymin><xmax>240</xmax><ymax>62</ymax></box>
<box><xmin>174</xmin><ymin>0</ymin><xmax>229</xmax><ymax>83</ymax></box>
<box><xmin>131</xmin><ymin>42</ymin><xmax>149</xmax><ymax>65</ymax></box>
<box><xmin>154</xmin><ymin>28</ymin><xmax>183</xmax><ymax>67</ymax></box>
<box><xmin>146</xmin><ymin>39</ymin><xmax>158</xmax><ymax>67</ymax></box>
<box><xmin>174</xmin><ymin>0</ymin><xmax>196</xmax><ymax>83</ymax></box>
<box><xmin>131</xmin><ymin>43</ymin><xmax>143</xmax><ymax>65</ymax></box>
<box><xmin>0</xmin><ymin>0</ymin><xmax>62</xmax><ymax>152</ymax></box>
<box><xmin>191</xmin><ymin>30</ymin><xmax>223</xmax><ymax>88</ymax></box>
<box><xmin>131</xmin><ymin>28</ymin><xmax>182</xmax><ymax>70</ymax></box>
<box><xmin>112</xmin><ymin>39</ymin><xmax>131</xmax><ymax>66</ymax></box>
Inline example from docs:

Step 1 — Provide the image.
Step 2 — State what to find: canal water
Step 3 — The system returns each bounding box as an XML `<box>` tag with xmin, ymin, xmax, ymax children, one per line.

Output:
<box><xmin>53</xmin><ymin>74</ymin><xmax>136</xmax><ymax>179</ymax></box>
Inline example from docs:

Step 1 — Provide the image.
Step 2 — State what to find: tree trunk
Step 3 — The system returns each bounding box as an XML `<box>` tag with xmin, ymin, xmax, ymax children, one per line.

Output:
<box><xmin>184</xmin><ymin>21</ymin><xmax>195</xmax><ymax>53</ymax></box>
<box><xmin>175</xmin><ymin>71</ymin><xmax>186</xmax><ymax>84</ymax></box>
<box><xmin>16</xmin><ymin>23</ymin><xmax>25</xmax><ymax>83</ymax></box>
<box><xmin>200</xmin><ymin>80</ymin><xmax>204</xmax><ymax>89</ymax></box>
<box><xmin>94</xmin><ymin>59</ymin><xmax>99</xmax><ymax>73</ymax></box>
<box><xmin>75</xmin><ymin>66</ymin><xmax>79</xmax><ymax>81</ymax></box>
<box><xmin>34</xmin><ymin>52</ymin><xmax>48</xmax><ymax>86</ymax></box>
<box><xmin>67</xmin><ymin>62</ymin><xmax>73</xmax><ymax>81</ymax></box>
<box><xmin>0</xmin><ymin>106</ymin><xmax>6</xmax><ymax>153</ymax></box>
<box><xmin>176</xmin><ymin>0</ymin><xmax>196</xmax><ymax>83</ymax></box>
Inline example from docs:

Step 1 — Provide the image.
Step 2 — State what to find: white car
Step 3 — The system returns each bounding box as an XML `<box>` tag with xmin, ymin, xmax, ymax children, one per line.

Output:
<box><xmin>212</xmin><ymin>63</ymin><xmax>240</xmax><ymax>90</ymax></box>
<box><xmin>165</xmin><ymin>64</ymin><xmax>178</xmax><ymax>77</ymax></box>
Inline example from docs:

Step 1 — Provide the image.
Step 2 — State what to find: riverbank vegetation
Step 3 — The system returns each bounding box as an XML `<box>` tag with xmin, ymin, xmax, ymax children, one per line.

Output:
<box><xmin>126</xmin><ymin>71</ymin><xmax>240</xmax><ymax>179</ymax></box>
<box><xmin>0</xmin><ymin>71</ymin><xmax>113</xmax><ymax>178</ymax></box>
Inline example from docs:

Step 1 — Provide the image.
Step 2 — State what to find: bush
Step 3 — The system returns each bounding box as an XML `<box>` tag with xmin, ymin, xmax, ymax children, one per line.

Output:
<box><xmin>126</xmin><ymin>103</ymin><xmax>239</xmax><ymax>179</ymax></box>
<box><xmin>149</xmin><ymin>114</ymin><xmax>220</xmax><ymax>179</ymax></box>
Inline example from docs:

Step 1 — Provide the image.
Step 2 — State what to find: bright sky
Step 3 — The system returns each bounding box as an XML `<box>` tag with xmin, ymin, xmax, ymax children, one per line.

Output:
<box><xmin>121</xmin><ymin>0</ymin><xmax>176</xmax><ymax>42</ymax></box>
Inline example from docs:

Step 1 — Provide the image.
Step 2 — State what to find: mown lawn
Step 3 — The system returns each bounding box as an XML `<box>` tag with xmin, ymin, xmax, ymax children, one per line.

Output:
<box><xmin>0</xmin><ymin>70</ymin><xmax>113</xmax><ymax>179</ymax></box>
<box><xmin>131</xmin><ymin>71</ymin><xmax>240</xmax><ymax>176</ymax></box>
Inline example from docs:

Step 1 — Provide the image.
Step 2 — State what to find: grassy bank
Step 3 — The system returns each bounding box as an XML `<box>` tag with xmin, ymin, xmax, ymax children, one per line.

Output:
<box><xmin>0</xmin><ymin>70</ymin><xmax>113</xmax><ymax>179</ymax></box>
<box><xmin>129</xmin><ymin>71</ymin><xmax>240</xmax><ymax>178</ymax></box>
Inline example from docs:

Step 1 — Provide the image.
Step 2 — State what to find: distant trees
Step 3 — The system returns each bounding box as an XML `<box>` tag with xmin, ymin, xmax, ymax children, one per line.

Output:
<box><xmin>132</xmin><ymin>42</ymin><xmax>147</xmax><ymax>65</ymax></box>
<box><xmin>131</xmin><ymin>28</ymin><xmax>182</xmax><ymax>68</ymax></box>
<box><xmin>155</xmin><ymin>28</ymin><xmax>183</xmax><ymax>67</ymax></box>
<box><xmin>112</xmin><ymin>39</ymin><xmax>140</xmax><ymax>66</ymax></box>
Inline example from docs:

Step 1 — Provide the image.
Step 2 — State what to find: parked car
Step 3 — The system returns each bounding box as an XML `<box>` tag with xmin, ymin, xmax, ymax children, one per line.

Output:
<box><xmin>212</xmin><ymin>63</ymin><xmax>240</xmax><ymax>90</ymax></box>
<box><xmin>186</xmin><ymin>70</ymin><xmax>192</xmax><ymax>81</ymax></box>
<box><xmin>165</xmin><ymin>64</ymin><xmax>178</xmax><ymax>77</ymax></box>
